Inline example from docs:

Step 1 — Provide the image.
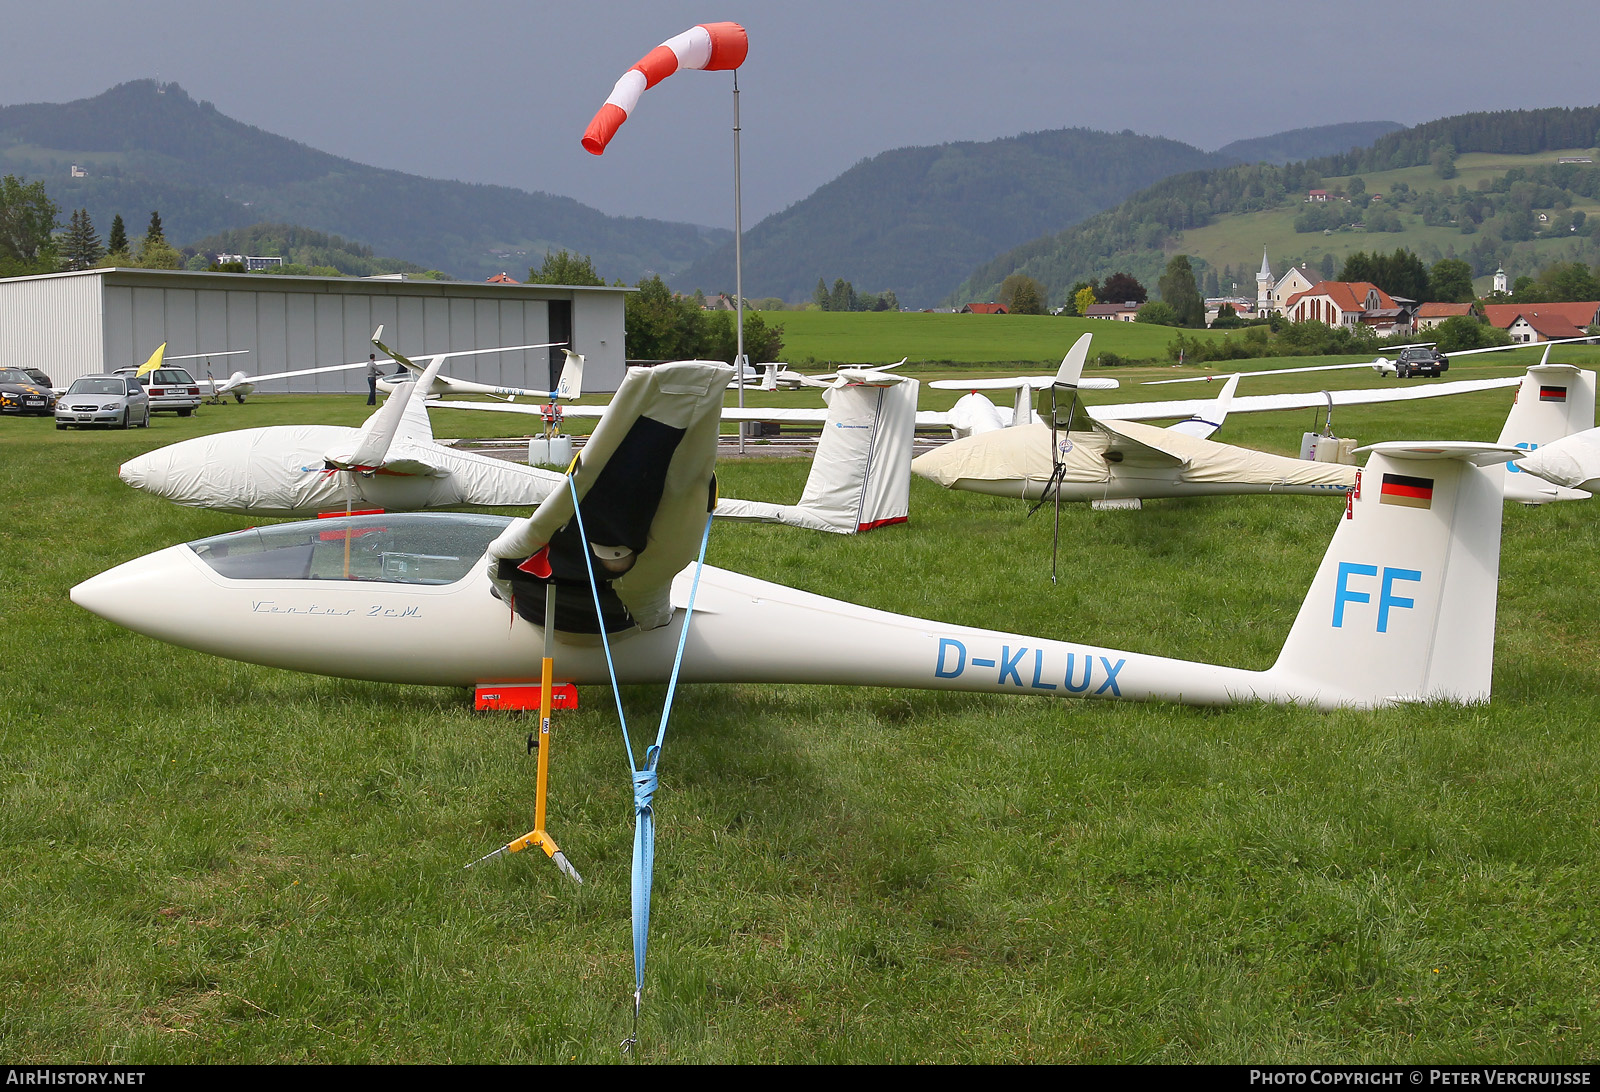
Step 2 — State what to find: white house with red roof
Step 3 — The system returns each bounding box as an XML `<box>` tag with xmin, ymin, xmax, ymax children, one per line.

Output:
<box><xmin>1482</xmin><ymin>302</ymin><xmax>1600</xmax><ymax>343</ymax></box>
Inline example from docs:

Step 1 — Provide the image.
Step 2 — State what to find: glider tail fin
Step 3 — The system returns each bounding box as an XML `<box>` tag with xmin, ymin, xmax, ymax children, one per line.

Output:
<box><xmin>1165</xmin><ymin>372</ymin><xmax>1240</xmax><ymax>439</ymax></box>
<box><xmin>554</xmin><ymin>350</ymin><xmax>585</xmax><ymax>400</ymax></box>
<box><xmin>1052</xmin><ymin>333</ymin><xmax>1094</xmax><ymax>388</ymax></box>
<box><xmin>1496</xmin><ymin>364</ymin><xmax>1596</xmax><ymax>503</ymax></box>
<box><xmin>1266</xmin><ymin>443</ymin><xmax>1513</xmax><ymax>706</ymax></box>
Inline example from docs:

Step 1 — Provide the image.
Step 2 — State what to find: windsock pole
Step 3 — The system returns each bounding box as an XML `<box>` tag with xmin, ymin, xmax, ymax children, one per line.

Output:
<box><xmin>734</xmin><ymin>69</ymin><xmax>746</xmax><ymax>455</ymax></box>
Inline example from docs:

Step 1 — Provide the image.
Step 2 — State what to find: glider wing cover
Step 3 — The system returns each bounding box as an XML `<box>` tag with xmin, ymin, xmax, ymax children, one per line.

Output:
<box><xmin>488</xmin><ymin>361</ymin><xmax>732</xmax><ymax>633</ymax></box>
<box><xmin>1516</xmin><ymin>427</ymin><xmax>1600</xmax><ymax>493</ymax></box>
<box><xmin>1495</xmin><ymin>364</ymin><xmax>1596</xmax><ymax>502</ymax></box>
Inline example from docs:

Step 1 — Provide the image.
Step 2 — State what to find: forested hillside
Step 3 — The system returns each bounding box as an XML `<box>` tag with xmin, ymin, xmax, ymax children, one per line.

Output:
<box><xmin>674</xmin><ymin>128</ymin><xmax>1233</xmax><ymax>308</ymax></box>
<box><xmin>0</xmin><ymin>80</ymin><xmax>729</xmax><ymax>282</ymax></box>
<box><xmin>186</xmin><ymin>224</ymin><xmax>430</xmax><ymax>277</ymax></box>
<box><xmin>956</xmin><ymin>107</ymin><xmax>1600</xmax><ymax>307</ymax></box>
<box><xmin>1214</xmin><ymin>121</ymin><xmax>1404</xmax><ymax>166</ymax></box>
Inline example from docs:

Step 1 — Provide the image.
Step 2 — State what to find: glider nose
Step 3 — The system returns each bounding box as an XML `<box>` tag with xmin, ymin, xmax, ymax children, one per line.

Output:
<box><xmin>70</xmin><ymin>546</ymin><xmax>190</xmax><ymax>633</ymax></box>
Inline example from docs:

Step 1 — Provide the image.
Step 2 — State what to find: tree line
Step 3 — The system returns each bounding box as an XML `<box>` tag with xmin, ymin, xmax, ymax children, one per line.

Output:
<box><xmin>527</xmin><ymin>250</ymin><xmax>783</xmax><ymax>363</ymax></box>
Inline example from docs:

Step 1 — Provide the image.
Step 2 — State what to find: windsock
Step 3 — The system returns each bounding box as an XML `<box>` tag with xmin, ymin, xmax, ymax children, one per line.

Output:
<box><xmin>582</xmin><ymin>22</ymin><xmax>748</xmax><ymax>155</ymax></box>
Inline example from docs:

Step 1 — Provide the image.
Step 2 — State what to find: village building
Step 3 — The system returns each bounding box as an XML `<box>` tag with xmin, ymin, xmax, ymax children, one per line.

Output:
<box><xmin>1082</xmin><ymin>302</ymin><xmax>1139</xmax><ymax>322</ymax></box>
<box><xmin>1414</xmin><ymin>302</ymin><xmax>1483</xmax><ymax>331</ymax></box>
<box><xmin>1482</xmin><ymin>302</ymin><xmax>1600</xmax><ymax>344</ymax></box>
<box><xmin>961</xmin><ymin>302</ymin><xmax>1008</xmax><ymax>314</ymax></box>
<box><xmin>1272</xmin><ymin>263</ymin><xmax>1320</xmax><ymax>313</ymax></box>
<box><xmin>1281</xmin><ymin>281</ymin><xmax>1414</xmax><ymax>336</ymax></box>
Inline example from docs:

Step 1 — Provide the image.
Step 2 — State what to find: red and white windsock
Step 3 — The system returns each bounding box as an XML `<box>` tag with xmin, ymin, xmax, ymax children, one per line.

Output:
<box><xmin>581</xmin><ymin>22</ymin><xmax>749</xmax><ymax>155</ymax></box>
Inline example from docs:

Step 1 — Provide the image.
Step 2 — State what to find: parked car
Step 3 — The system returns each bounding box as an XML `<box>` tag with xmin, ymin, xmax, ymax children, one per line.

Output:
<box><xmin>0</xmin><ymin>367</ymin><xmax>57</xmax><ymax>415</ymax></box>
<box><xmin>1395</xmin><ymin>346</ymin><xmax>1449</xmax><ymax>378</ymax></box>
<box><xmin>55</xmin><ymin>374</ymin><xmax>151</xmax><ymax>429</ymax></box>
<box><xmin>113</xmin><ymin>366</ymin><xmax>201</xmax><ymax>415</ymax></box>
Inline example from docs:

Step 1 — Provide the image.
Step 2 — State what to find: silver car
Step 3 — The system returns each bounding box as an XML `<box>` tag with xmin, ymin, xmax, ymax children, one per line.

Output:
<box><xmin>55</xmin><ymin>374</ymin><xmax>151</xmax><ymax>430</ymax></box>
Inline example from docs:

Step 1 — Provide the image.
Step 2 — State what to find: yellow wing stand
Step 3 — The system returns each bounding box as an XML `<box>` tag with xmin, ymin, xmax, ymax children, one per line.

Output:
<box><xmin>466</xmin><ymin>582</ymin><xmax>583</xmax><ymax>884</ymax></box>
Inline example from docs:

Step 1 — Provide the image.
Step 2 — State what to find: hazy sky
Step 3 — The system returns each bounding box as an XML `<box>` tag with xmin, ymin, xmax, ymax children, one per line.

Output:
<box><xmin>3</xmin><ymin>1</ymin><xmax>1597</xmax><ymax>228</ymax></box>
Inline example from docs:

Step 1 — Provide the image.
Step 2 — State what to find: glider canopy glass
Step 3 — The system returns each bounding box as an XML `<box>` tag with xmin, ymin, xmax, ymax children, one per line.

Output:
<box><xmin>188</xmin><ymin>513</ymin><xmax>514</xmax><ymax>584</ymax></box>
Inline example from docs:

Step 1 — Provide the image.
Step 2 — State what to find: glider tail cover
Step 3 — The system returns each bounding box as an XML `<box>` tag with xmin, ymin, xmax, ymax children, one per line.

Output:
<box><xmin>715</xmin><ymin>378</ymin><xmax>918</xmax><ymax>533</ymax></box>
<box><xmin>324</xmin><ymin>353</ymin><xmax>446</xmax><ymax>471</ymax></box>
<box><xmin>1266</xmin><ymin>443</ymin><xmax>1512</xmax><ymax>705</ymax></box>
<box><xmin>1165</xmin><ymin>373</ymin><xmax>1240</xmax><ymax>439</ymax></box>
<box><xmin>1495</xmin><ymin>364</ymin><xmax>1596</xmax><ymax>503</ymax></box>
<box><xmin>488</xmin><ymin>361</ymin><xmax>732</xmax><ymax>634</ymax></box>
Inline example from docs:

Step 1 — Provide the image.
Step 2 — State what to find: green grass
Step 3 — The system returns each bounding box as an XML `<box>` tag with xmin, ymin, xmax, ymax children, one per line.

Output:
<box><xmin>771</xmin><ymin>311</ymin><xmax>1232</xmax><ymax>367</ymax></box>
<box><xmin>2</xmin><ymin>385</ymin><xmax>1599</xmax><ymax>1062</ymax></box>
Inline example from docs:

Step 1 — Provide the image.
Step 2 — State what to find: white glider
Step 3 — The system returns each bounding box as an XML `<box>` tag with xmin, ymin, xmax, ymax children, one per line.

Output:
<box><xmin>75</xmin><ymin>358</ymin><xmax>1524</xmax><ymax>709</ymax></box>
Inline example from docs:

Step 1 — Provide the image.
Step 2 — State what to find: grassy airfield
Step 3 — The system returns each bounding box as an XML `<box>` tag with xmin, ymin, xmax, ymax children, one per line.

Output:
<box><xmin>2</xmin><ymin>344</ymin><xmax>1599</xmax><ymax>1062</ymax></box>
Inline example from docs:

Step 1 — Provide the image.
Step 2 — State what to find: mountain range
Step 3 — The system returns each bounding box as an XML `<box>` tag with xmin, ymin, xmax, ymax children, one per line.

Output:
<box><xmin>0</xmin><ymin>80</ymin><xmax>728</xmax><ymax>283</ymax></box>
<box><xmin>4</xmin><ymin>80</ymin><xmax>1407</xmax><ymax>302</ymax></box>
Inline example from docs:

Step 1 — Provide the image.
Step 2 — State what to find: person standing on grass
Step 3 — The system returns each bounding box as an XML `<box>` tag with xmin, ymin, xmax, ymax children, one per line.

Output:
<box><xmin>366</xmin><ymin>353</ymin><xmax>380</xmax><ymax>405</ymax></box>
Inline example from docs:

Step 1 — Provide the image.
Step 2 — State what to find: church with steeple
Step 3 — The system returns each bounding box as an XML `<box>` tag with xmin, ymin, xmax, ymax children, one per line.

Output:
<box><xmin>1256</xmin><ymin>248</ymin><xmax>1274</xmax><ymax>314</ymax></box>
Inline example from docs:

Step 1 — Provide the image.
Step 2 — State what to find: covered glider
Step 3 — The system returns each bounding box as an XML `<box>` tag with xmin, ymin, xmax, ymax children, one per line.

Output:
<box><xmin>582</xmin><ymin>22</ymin><xmax>749</xmax><ymax>155</ymax></box>
<box><xmin>118</xmin><ymin>338</ymin><xmax>569</xmax><ymax>517</ymax></box>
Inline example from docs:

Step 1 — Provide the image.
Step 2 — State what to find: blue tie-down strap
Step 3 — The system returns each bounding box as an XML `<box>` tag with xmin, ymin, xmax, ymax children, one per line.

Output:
<box><xmin>631</xmin><ymin>761</ymin><xmax>659</xmax><ymax>993</ymax></box>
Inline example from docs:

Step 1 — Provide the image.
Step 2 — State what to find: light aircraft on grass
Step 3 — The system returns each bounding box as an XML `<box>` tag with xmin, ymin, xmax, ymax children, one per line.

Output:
<box><xmin>74</xmin><ymin>357</ymin><xmax>1522</xmax><ymax>710</ymax></box>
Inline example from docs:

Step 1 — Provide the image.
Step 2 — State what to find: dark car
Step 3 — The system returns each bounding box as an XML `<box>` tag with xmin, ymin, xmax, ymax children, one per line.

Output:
<box><xmin>0</xmin><ymin>367</ymin><xmax>57</xmax><ymax>415</ymax></box>
<box><xmin>55</xmin><ymin>374</ymin><xmax>151</xmax><ymax>429</ymax></box>
<box><xmin>1395</xmin><ymin>346</ymin><xmax>1449</xmax><ymax>378</ymax></box>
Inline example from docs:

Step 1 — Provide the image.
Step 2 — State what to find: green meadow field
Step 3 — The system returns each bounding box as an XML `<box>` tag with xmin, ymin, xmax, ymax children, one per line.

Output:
<box><xmin>3</xmin><ymin>345</ymin><xmax>1599</xmax><ymax>1062</ymax></box>
<box><xmin>768</xmin><ymin>310</ymin><xmax>1229</xmax><ymax>367</ymax></box>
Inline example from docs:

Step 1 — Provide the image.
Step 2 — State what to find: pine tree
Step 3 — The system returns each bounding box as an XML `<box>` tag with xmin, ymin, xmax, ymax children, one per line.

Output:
<box><xmin>107</xmin><ymin>214</ymin><xmax>128</xmax><ymax>256</ymax></box>
<box><xmin>63</xmin><ymin>208</ymin><xmax>103</xmax><ymax>269</ymax></box>
<box><xmin>145</xmin><ymin>210</ymin><xmax>164</xmax><ymax>244</ymax></box>
<box><xmin>1157</xmin><ymin>254</ymin><xmax>1205</xmax><ymax>328</ymax></box>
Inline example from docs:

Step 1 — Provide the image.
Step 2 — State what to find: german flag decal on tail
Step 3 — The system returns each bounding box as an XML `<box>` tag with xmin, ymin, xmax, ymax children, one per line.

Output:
<box><xmin>1380</xmin><ymin>473</ymin><xmax>1434</xmax><ymax>509</ymax></box>
<box><xmin>1539</xmin><ymin>385</ymin><xmax>1568</xmax><ymax>402</ymax></box>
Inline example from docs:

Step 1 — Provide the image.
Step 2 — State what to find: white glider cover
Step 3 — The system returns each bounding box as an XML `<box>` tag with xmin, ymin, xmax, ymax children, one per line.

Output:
<box><xmin>911</xmin><ymin>419</ymin><xmax>1357</xmax><ymax>500</ymax></box>
<box><xmin>1494</xmin><ymin>364</ymin><xmax>1596</xmax><ymax>503</ymax></box>
<box><xmin>119</xmin><ymin>382</ymin><xmax>564</xmax><ymax>516</ymax></box>
<box><xmin>488</xmin><ymin>361</ymin><xmax>732</xmax><ymax>633</ymax></box>
<box><xmin>715</xmin><ymin>378</ymin><xmax>919</xmax><ymax>532</ymax></box>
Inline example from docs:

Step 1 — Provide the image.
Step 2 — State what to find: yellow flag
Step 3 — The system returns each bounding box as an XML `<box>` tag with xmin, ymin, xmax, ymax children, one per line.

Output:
<box><xmin>137</xmin><ymin>342</ymin><xmax>167</xmax><ymax>378</ymax></box>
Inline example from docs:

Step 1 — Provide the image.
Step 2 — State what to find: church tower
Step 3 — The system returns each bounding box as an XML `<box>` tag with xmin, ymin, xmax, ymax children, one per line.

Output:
<box><xmin>1493</xmin><ymin>266</ymin><xmax>1508</xmax><ymax>295</ymax></box>
<box><xmin>1256</xmin><ymin>248</ymin><xmax>1274</xmax><ymax>314</ymax></box>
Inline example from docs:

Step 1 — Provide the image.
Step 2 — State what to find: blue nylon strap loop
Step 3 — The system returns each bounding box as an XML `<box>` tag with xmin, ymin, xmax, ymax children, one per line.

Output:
<box><xmin>632</xmin><ymin>767</ymin><xmax>657</xmax><ymax>813</ymax></box>
<box><xmin>562</xmin><ymin>475</ymin><xmax>715</xmax><ymax>1007</ymax></box>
